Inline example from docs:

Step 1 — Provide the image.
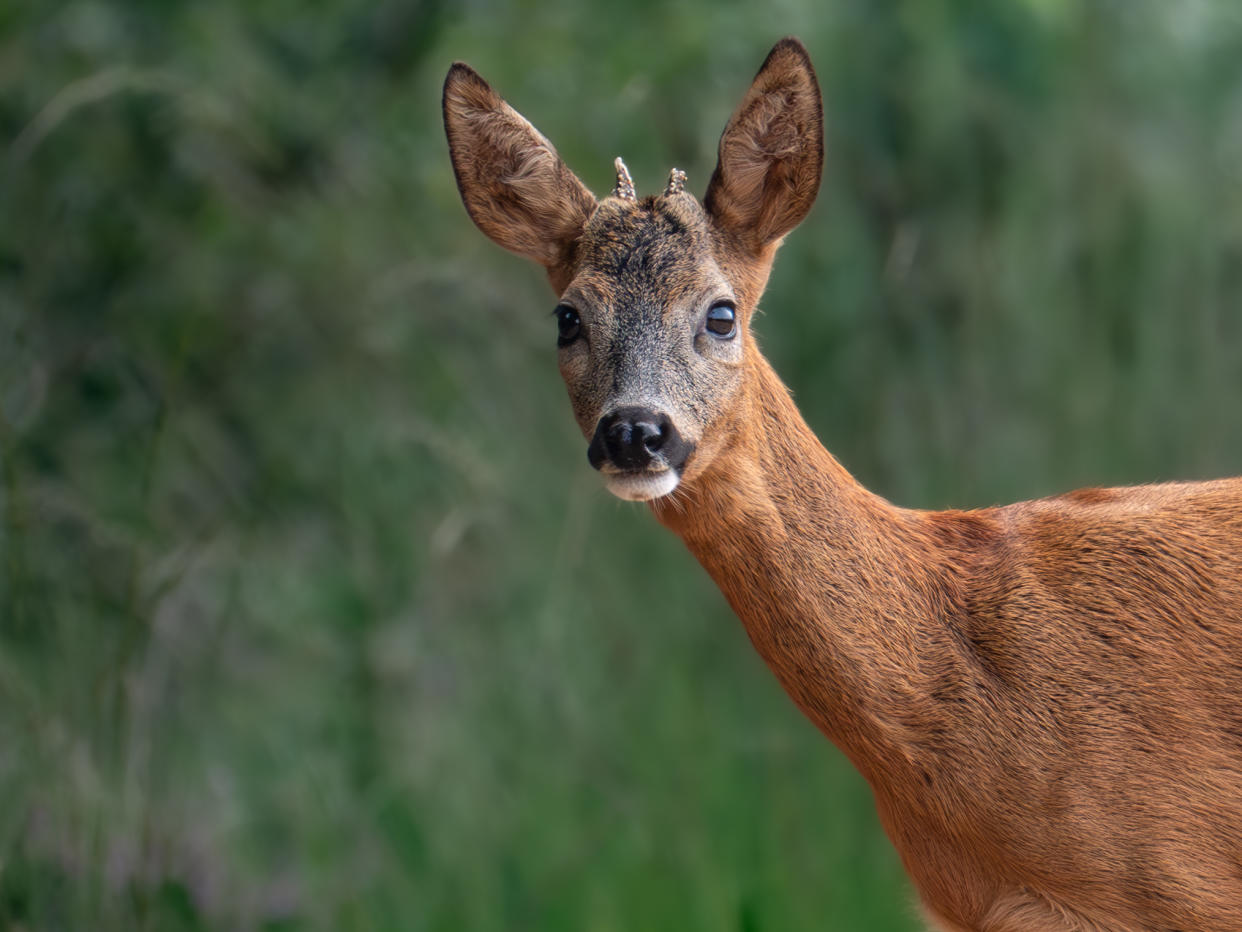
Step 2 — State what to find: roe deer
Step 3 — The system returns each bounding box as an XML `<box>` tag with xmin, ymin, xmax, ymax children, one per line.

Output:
<box><xmin>443</xmin><ymin>37</ymin><xmax>1242</xmax><ymax>932</ymax></box>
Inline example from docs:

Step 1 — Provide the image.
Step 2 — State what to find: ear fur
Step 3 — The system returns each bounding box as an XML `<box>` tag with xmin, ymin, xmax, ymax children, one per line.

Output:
<box><xmin>442</xmin><ymin>63</ymin><xmax>597</xmax><ymax>273</ymax></box>
<box><xmin>704</xmin><ymin>38</ymin><xmax>824</xmax><ymax>251</ymax></box>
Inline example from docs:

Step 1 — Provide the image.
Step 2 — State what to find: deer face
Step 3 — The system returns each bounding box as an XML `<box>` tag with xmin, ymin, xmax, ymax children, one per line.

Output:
<box><xmin>443</xmin><ymin>39</ymin><xmax>822</xmax><ymax>501</ymax></box>
<box><xmin>554</xmin><ymin>195</ymin><xmax>744</xmax><ymax>500</ymax></box>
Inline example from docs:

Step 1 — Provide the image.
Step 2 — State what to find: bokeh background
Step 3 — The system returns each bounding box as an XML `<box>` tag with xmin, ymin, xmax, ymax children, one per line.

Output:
<box><xmin>3</xmin><ymin>1</ymin><xmax>1242</xmax><ymax>929</ymax></box>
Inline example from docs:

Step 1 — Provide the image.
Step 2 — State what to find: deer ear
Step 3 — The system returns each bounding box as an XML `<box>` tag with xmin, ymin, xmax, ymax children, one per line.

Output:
<box><xmin>443</xmin><ymin>63</ymin><xmax>597</xmax><ymax>273</ymax></box>
<box><xmin>704</xmin><ymin>38</ymin><xmax>824</xmax><ymax>251</ymax></box>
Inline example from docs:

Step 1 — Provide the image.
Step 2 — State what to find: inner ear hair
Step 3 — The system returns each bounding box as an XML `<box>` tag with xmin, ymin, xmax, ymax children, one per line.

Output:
<box><xmin>443</xmin><ymin>63</ymin><xmax>597</xmax><ymax>271</ymax></box>
<box><xmin>704</xmin><ymin>37</ymin><xmax>824</xmax><ymax>251</ymax></box>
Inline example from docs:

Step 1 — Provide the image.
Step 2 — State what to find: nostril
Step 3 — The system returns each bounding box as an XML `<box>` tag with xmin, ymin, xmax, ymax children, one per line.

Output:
<box><xmin>638</xmin><ymin>419</ymin><xmax>665</xmax><ymax>454</ymax></box>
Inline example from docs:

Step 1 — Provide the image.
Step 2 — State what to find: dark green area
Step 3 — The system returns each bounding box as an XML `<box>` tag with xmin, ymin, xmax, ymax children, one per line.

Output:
<box><xmin>2</xmin><ymin>1</ymin><xmax>1241</xmax><ymax>929</ymax></box>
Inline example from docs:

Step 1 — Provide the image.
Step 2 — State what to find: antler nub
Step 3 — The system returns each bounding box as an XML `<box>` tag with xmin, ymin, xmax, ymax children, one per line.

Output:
<box><xmin>612</xmin><ymin>157</ymin><xmax>636</xmax><ymax>201</ymax></box>
<box><xmin>664</xmin><ymin>168</ymin><xmax>687</xmax><ymax>196</ymax></box>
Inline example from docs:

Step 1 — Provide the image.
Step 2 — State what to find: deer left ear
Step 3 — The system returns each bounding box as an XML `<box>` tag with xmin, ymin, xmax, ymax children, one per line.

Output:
<box><xmin>443</xmin><ymin>63</ymin><xmax>597</xmax><ymax>279</ymax></box>
<box><xmin>704</xmin><ymin>38</ymin><xmax>824</xmax><ymax>252</ymax></box>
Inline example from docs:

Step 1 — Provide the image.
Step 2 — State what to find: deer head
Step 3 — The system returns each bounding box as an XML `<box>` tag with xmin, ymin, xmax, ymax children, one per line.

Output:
<box><xmin>443</xmin><ymin>39</ymin><xmax>823</xmax><ymax>501</ymax></box>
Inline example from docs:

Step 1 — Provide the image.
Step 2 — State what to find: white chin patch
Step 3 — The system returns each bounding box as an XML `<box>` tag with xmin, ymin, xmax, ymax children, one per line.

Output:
<box><xmin>603</xmin><ymin>470</ymin><xmax>680</xmax><ymax>502</ymax></box>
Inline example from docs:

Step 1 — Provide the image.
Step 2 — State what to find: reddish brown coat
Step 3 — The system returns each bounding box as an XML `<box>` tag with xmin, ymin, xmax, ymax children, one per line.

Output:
<box><xmin>444</xmin><ymin>37</ymin><xmax>1242</xmax><ymax>932</ymax></box>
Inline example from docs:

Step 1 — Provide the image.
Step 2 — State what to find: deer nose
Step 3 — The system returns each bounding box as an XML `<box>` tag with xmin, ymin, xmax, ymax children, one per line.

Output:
<box><xmin>588</xmin><ymin>407</ymin><xmax>672</xmax><ymax>472</ymax></box>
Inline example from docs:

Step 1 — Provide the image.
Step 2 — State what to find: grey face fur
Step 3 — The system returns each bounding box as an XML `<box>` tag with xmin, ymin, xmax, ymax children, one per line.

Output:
<box><xmin>555</xmin><ymin>192</ymin><xmax>744</xmax><ymax>500</ymax></box>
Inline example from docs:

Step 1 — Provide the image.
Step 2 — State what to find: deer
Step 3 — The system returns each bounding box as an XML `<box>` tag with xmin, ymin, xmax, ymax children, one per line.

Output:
<box><xmin>442</xmin><ymin>37</ymin><xmax>1242</xmax><ymax>932</ymax></box>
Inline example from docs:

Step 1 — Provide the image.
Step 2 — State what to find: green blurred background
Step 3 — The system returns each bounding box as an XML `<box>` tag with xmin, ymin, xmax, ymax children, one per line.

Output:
<box><xmin>3</xmin><ymin>1</ymin><xmax>1242</xmax><ymax>929</ymax></box>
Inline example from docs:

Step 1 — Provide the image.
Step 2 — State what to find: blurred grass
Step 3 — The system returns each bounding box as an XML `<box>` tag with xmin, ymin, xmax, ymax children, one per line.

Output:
<box><xmin>2</xmin><ymin>1</ymin><xmax>1242</xmax><ymax>929</ymax></box>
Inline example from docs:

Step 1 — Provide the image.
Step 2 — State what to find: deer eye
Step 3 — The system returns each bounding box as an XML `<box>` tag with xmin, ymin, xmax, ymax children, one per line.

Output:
<box><xmin>554</xmin><ymin>305</ymin><xmax>581</xmax><ymax>345</ymax></box>
<box><xmin>705</xmin><ymin>301</ymin><xmax>737</xmax><ymax>338</ymax></box>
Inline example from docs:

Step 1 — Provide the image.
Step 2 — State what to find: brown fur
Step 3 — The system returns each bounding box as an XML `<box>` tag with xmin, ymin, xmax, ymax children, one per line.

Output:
<box><xmin>444</xmin><ymin>38</ymin><xmax>1242</xmax><ymax>932</ymax></box>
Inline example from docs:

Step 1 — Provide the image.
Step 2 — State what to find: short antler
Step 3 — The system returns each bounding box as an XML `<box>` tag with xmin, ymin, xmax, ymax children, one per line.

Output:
<box><xmin>612</xmin><ymin>157</ymin><xmax>636</xmax><ymax>200</ymax></box>
<box><xmin>664</xmin><ymin>168</ymin><xmax>687</xmax><ymax>196</ymax></box>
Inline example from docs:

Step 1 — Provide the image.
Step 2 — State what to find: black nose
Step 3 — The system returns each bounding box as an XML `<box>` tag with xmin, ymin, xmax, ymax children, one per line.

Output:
<box><xmin>588</xmin><ymin>406</ymin><xmax>672</xmax><ymax>472</ymax></box>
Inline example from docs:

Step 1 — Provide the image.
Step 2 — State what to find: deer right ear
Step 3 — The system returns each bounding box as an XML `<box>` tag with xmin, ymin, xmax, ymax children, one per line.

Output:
<box><xmin>443</xmin><ymin>63</ymin><xmax>597</xmax><ymax>276</ymax></box>
<box><xmin>704</xmin><ymin>38</ymin><xmax>824</xmax><ymax>253</ymax></box>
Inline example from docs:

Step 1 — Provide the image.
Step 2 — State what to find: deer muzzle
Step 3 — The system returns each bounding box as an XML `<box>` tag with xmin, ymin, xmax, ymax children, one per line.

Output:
<box><xmin>587</xmin><ymin>406</ymin><xmax>694</xmax><ymax>501</ymax></box>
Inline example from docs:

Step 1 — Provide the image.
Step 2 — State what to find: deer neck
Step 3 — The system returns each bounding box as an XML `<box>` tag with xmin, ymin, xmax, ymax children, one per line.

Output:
<box><xmin>651</xmin><ymin>352</ymin><xmax>951</xmax><ymax>775</ymax></box>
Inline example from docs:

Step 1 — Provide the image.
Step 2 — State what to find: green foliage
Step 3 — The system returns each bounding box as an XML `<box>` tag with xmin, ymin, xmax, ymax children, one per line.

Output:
<box><xmin>2</xmin><ymin>1</ymin><xmax>1241</xmax><ymax>929</ymax></box>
